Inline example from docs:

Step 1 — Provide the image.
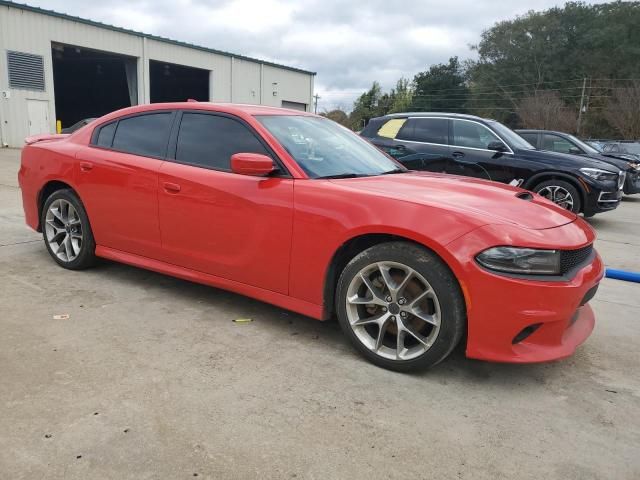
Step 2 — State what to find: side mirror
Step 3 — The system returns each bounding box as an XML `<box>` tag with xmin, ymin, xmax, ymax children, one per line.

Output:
<box><xmin>487</xmin><ymin>141</ymin><xmax>507</xmax><ymax>152</ymax></box>
<box><xmin>230</xmin><ymin>153</ymin><xmax>276</xmax><ymax>176</ymax></box>
<box><xmin>568</xmin><ymin>147</ymin><xmax>582</xmax><ymax>155</ymax></box>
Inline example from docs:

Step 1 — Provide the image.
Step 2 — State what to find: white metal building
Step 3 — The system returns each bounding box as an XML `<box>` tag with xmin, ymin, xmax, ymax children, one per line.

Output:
<box><xmin>0</xmin><ymin>0</ymin><xmax>315</xmax><ymax>147</ymax></box>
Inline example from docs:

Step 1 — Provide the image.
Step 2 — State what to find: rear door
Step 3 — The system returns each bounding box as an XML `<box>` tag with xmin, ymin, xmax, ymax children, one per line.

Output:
<box><xmin>157</xmin><ymin>111</ymin><xmax>294</xmax><ymax>294</ymax></box>
<box><xmin>76</xmin><ymin>111</ymin><xmax>175</xmax><ymax>259</ymax></box>
<box><xmin>370</xmin><ymin>117</ymin><xmax>450</xmax><ymax>172</ymax></box>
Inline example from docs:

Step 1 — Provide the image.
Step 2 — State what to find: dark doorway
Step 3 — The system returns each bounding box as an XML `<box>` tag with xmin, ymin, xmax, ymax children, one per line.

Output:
<box><xmin>150</xmin><ymin>60</ymin><xmax>209</xmax><ymax>103</ymax></box>
<box><xmin>51</xmin><ymin>43</ymin><xmax>137</xmax><ymax>129</ymax></box>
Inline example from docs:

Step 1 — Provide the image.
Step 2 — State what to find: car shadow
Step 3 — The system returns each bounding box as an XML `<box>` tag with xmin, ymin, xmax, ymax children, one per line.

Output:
<box><xmin>87</xmin><ymin>258</ymin><xmax>579</xmax><ymax>387</ymax></box>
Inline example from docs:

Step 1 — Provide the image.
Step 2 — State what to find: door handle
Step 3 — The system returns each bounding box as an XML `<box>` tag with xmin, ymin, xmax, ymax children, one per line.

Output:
<box><xmin>393</xmin><ymin>145</ymin><xmax>406</xmax><ymax>151</ymax></box>
<box><xmin>79</xmin><ymin>161</ymin><xmax>93</xmax><ymax>171</ymax></box>
<box><xmin>452</xmin><ymin>151</ymin><xmax>465</xmax><ymax>159</ymax></box>
<box><xmin>163</xmin><ymin>182</ymin><xmax>181</xmax><ymax>193</ymax></box>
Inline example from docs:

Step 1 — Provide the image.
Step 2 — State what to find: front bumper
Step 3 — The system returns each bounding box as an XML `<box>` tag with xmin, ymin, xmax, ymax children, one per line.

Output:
<box><xmin>583</xmin><ymin>188</ymin><xmax>621</xmax><ymax>216</ymax></box>
<box><xmin>445</xmin><ymin>221</ymin><xmax>603</xmax><ymax>363</ymax></box>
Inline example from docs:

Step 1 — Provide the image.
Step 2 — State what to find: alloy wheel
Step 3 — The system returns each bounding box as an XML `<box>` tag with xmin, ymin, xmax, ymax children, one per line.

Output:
<box><xmin>345</xmin><ymin>261</ymin><xmax>441</xmax><ymax>361</ymax></box>
<box><xmin>44</xmin><ymin>199</ymin><xmax>83</xmax><ymax>262</ymax></box>
<box><xmin>537</xmin><ymin>185</ymin><xmax>574</xmax><ymax>210</ymax></box>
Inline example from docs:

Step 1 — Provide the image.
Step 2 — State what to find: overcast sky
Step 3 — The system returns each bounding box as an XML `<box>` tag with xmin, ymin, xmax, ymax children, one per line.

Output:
<box><xmin>27</xmin><ymin>0</ymin><xmax>605</xmax><ymax>111</ymax></box>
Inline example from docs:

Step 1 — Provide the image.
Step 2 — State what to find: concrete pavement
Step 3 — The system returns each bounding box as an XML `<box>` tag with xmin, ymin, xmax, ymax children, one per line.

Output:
<box><xmin>1</xmin><ymin>148</ymin><xmax>639</xmax><ymax>479</ymax></box>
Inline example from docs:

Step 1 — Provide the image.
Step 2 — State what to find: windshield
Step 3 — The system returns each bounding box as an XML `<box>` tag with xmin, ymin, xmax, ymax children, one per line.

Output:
<box><xmin>566</xmin><ymin>134</ymin><xmax>600</xmax><ymax>154</ymax></box>
<box><xmin>257</xmin><ymin>115</ymin><xmax>404</xmax><ymax>178</ymax></box>
<box><xmin>623</xmin><ymin>143</ymin><xmax>640</xmax><ymax>154</ymax></box>
<box><xmin>487</xmin><ymin>121</ymin><xmax>535</xmax><ymax>150</ymax></box>
<box><xmin>586</xmin><ymin>141</ymin><xmax>603</xmax><ymax>152</ymax></box>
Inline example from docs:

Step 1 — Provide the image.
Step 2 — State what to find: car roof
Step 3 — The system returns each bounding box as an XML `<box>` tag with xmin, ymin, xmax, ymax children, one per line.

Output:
<box><xmin>515</xmin><ymin>129</ymin><xmax>568</xmax><ymax>135</ymax></box>
<box><xmin>96</xmin><ymin>102</ymin><xmax>316</xmax><ymax>122</ymax></box>
<box><xmin>376</xmin><ymin>112</ymin><xmax>493</xmax><ymax>122</ymax></box>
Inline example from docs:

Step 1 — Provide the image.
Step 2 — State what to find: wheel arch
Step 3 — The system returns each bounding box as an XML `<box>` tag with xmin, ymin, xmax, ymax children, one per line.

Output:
<box><xmin>322</xmin><ymin>231</ymin><xmax>468</xmax><ymax>320</ymax></box>
<box><xmin>523</xmin><ymin>172</ymin><xmax>587</xmax><ymax>212</ymax></box>
<box><xmin>37</xmin><ymin>180</ymin><xmax>77</xmax><ymax>231</ymax></box>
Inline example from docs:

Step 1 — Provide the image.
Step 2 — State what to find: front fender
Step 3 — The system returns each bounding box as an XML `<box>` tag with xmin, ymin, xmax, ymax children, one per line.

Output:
<box><xmin>288</xmin><ymin>179</ymin><xmax>486</xmax><ymax>315</ymax></box>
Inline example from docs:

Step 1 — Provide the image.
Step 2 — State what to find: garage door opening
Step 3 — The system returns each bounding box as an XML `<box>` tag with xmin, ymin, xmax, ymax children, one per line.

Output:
<box><xmin>51</xmin><ymin>43</ymin><xmax>137</xmax><ymax>129</ymax></box>
<box><xmin>150</xmin><ymin>60</ymin><xmax>209</xmax><ymax>103</ymax></box>
<box><xmin>281</xmin><ymin>100</ymin><xmax>308</xmax><ymax>111</ymax></box>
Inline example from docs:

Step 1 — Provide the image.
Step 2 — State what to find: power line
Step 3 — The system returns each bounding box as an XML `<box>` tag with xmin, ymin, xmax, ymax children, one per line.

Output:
<box><xmin>317</xmin><ymin>78</ymin><xmax>640</xmax><ymax>97</ymax></box>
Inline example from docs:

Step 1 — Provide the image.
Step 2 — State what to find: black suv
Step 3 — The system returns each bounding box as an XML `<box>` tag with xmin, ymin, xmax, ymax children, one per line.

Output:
<box><xmin>361</xmin><ymin>113</ymin><xmax>624</xmax><ymax>216</ymax></box>
<box><xmin>516</xmin><ymin>129</ymin><xmax>640</xmax><ymax>195</ymax></box>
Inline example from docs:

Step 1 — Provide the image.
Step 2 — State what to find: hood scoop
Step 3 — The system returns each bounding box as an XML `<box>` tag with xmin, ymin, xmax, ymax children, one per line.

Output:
<box><xmin>515</xmin><ymin>191</ymin><xmax>533</xmax><ymax>201</ymax></box>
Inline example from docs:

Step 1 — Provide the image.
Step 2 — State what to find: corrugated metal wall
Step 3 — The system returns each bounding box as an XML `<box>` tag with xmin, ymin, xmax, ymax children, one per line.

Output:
<box><xmin>0</xmin><ymin>3</ymin><xmax>314</xmax><ymax>147</ymax></box>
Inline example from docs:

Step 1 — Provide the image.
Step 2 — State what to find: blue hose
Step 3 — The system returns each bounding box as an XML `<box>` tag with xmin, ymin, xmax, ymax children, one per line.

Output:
<box><xmin>605</xmin><ymin>269</ymin><xmax>640</xmax><ymax>283</ymax></box>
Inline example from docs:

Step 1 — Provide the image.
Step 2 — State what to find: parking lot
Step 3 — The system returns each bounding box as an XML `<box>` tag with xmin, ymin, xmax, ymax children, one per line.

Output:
<box><xmin>1</xmin><ymin>147</ymin><xmax>639</xmax><ymax>479</ymax></box>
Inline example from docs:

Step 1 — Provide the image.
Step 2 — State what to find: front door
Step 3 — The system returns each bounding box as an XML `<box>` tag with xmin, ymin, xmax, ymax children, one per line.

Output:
<box><xmin>447</xmin><ymin>119</ymin><xmax>514</xmax><ymax>184</ymax></box>
<box><xmin>158</xmin><ymin>111</ymin><xmax>294</xmax><ymax>294</ymax></box>
<box><xmin>27</xmin><ymin>99</ymin><xmax>50</xmax><ymax>136</ymax></box>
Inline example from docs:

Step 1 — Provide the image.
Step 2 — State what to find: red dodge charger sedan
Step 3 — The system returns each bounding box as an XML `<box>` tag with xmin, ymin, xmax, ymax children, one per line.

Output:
<box><xmin>18</xmin><ymin>103</ymin><xmax>603</xmax><ymax>371</ymax></box>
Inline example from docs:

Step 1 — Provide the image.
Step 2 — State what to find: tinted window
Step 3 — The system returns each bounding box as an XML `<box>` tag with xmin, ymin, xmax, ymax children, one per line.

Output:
<box><xmin>112</xmin><ymin>113</ymin><xmax>173</xmax><ymax>157</ymax></box>
<box><xmin>95</xmin><ymin>122</ymin><xmax>116</xmax><ymax>148</ymax></box>
<box><xmin>452</xmin><ymin>120</ymin><xmax>501</xmax><ymax>149</ymax></box>
<box><xmin>542</xmin><ymin>134</ymin><xmax>575</xmax><ymax>154</ymax></box>
<box><xmin>518</xmin><ymin>132</ymin><xmax>538</xmax><ymax>147</ymax></box>
<box><xmin>176</xmin><ymin>113</ymin><xmax>269</xmax><ymax>170</ymax></box>
<box><xmin>397</xmin><ymin>118</ymin><xmax>448</xmax><ymax>144</ymax></box>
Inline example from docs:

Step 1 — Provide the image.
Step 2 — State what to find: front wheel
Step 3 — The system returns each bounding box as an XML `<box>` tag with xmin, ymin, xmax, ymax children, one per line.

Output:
<box><xmin>335</xmin><ymin>242</ymin><xmax>466</xmax><ymax>372</ymax></box>
<box><xmin>533</xmin><ymin>179</ymin><xmax>582</xmax><ymax>213</ymax></box>
<box><xmin>41</xmin><ymin>189</ymin><xmax>96</xmax><ymax>270</ymax></box>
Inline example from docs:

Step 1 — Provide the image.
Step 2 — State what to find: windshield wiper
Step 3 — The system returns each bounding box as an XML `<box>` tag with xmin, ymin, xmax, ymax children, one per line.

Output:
<box><xmin>379</xmin><ymin>168</ymin><xmax>406</xmax><ymax>175</ymax></box>
<box><xmin>317</xmin><ymin>173</ymin><xmax>370</xmax><ymax>179</ymax></box>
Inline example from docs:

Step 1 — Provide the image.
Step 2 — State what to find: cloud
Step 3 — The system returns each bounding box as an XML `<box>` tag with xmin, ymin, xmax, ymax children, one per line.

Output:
<box><xmin>27</xmin><ymin>0</ymin><xmax>606</xmax><ymax>110</ymax></box>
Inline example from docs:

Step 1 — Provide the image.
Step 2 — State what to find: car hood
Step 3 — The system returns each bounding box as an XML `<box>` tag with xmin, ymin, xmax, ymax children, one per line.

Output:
<box><xmin>583</xmin><ymin>153</ymin><xmax>635</xmax><ymax>170</ymax></box>
<box><xmin>519</xmin><ymin>148</ymin><xmax>621</xmax><ymax>172</ymax></box>
<box><xmin>331</xmin><ymin>172</ymin><xmax>577</xmax><ymax>230</ymax></box>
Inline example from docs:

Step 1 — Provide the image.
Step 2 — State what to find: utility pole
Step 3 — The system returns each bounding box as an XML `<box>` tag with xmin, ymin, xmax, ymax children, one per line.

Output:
<box><xmin>577</xmin><ymin>77</ymin><xmax>588</xmax><ymax>136</ymax></box>
<box><xmin>313</xmin><ymin>93</ymin><xmax>320</xmax><ymax>114</ymax></box>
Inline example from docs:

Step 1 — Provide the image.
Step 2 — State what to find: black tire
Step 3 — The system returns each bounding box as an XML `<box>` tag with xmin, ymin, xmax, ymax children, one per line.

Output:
<box><xmin>533</xmin><ymin>179</ymin><xmax>582</xmax><ymax>213</ymax></box>
<box><xmin>335</xmin><ymin>241</ymin><xmax>466</xmax><ymax>372</ymax></box>
<box><xmin>41</xmin><ymin>188</ymin><xmax>96</xmax><ymax>270</ymax></box>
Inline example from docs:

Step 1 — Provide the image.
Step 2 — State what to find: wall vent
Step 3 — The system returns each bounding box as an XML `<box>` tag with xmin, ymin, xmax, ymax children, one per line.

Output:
<box><xmin>7</xmin><ymin>51</ymin><xmax>45</xmax><ymax>91</ymax></box>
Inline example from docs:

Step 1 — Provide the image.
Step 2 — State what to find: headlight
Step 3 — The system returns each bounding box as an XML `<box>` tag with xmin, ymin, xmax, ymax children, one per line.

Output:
<box><xmin>628</xmin><ymin>162</ymin><xmax>640</xmax><ymax>171</ymax></box>
<box><xmin>579</xmin><ymin>167</ymin><xmax>618</xmax><ymax>182</ymax></box>
<box><xmin>476</xmin><ymin>247</ymin><xmax>560</xmax><ymax>275</ymax></box>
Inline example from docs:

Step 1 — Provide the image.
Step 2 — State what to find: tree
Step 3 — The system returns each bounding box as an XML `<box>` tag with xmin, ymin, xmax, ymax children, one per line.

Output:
<box><xmin>467</xmin><ymin>1</ymin><xmax>640</xmax><ymax>131</ymax></box>
<box><xmin>348</xmin><ymin>82</ymin><xmax>385</xmax><ymax>130</ymax></box>
<box><xmin>411</xmin><ymin>57</ymin><xmax>469</xmax><ymax>113</ymax></box>
<box><xmin>320</xmin><ymin>108</ymin><xmax>349</xmax><ymax>127</ymax></box>
<box><xmin>516</xmin><ymin>91</ymin><xmax>578</xmax><ymax>132</ymax></box>
<box><xmin>603</xmin><ymin>81</ymin><xmax>640</xmax><ymax>139</ymax></box>
<box><xmin>388</xmin><ymin>78</ymin><xmax>413</xmax><ymax>113</ymax></box>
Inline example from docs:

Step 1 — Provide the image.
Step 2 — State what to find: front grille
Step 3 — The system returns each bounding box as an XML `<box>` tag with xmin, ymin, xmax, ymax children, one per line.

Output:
<box><xmin>560</xmin><ymin>245</ymin><xmax>594</xmax><ymax>275</ymax></box>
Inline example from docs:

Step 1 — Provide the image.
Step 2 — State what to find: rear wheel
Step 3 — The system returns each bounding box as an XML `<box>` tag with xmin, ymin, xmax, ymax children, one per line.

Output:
<box><xmin>336</xmin><ymin>242</ymin><xmax>466</xmax><ymax>372</ymax></box>
<box><xmin>533</xmin><ymin>179</ymin><xmax>582</xmax><ymax>213</ymax></box>
<box><xmin>41</xmin><ymin>189</ymin><xmax>96</xmax><ymax>270</ymax></box>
